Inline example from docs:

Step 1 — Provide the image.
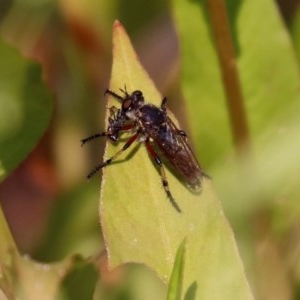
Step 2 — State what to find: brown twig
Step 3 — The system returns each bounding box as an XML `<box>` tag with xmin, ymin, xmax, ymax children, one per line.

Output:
<box><xmin>206</xmin><ymin>0</ymin><xmax>251</xmax><ymax>153</ymax></box>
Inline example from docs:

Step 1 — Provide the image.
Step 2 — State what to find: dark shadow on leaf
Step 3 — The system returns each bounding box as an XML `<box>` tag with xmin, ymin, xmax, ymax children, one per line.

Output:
<box><xmin>105</xmin><ymin>142</ymin><xmax>141</xmax><ymax>166</ymax></box>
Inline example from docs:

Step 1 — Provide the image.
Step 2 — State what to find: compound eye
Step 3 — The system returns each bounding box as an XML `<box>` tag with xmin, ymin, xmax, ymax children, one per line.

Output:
<box><xmin>122</xmin><ymin>99</ymin><xmax>132</xmax><ymax>110</ymax></box>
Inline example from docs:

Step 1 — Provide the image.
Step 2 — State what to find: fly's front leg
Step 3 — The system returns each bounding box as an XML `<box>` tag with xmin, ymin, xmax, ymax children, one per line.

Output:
<box><xmin>109</xmin><ymin>106</ymin><xmax>119</xmax><ymax>120</ymax></box>
<box><xmin>81</xmin><ymin>124</ymin><xmax>135</xmax><ymax>146</ymax></box>
<box><xmin>105</xmin><ymin>89</ymin><xmax>124</xmax><ymax>102</ymax></box>
<box><xmin>81</xmin><ymin>132</ymin><xmax>108</xmax><ymax>146</ymax></box>
<box><xmin>145</xmin><ymin>139</ymin><xmax>181</xmax><ymax>213</ymax></box>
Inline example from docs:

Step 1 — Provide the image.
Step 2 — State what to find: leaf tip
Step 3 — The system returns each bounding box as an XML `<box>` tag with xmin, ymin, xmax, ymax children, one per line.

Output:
<box><xmin>113</xmin><ymin>20</ymin><xmax>123</xmax><ymax>30</ymax></box>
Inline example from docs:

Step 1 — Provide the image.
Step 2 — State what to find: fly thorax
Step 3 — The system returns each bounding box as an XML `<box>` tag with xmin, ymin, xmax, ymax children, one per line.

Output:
<box><xmin>140</xmin><ymin>105</ymin><xmax>165</xmax><ymax>128</ymax></box>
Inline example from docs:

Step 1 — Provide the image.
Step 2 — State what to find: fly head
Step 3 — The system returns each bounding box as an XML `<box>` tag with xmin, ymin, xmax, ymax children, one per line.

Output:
<box><xmin>121</xmin><ymin>90</ymin><xmax>144</xmax><ymax>118</ymax></box>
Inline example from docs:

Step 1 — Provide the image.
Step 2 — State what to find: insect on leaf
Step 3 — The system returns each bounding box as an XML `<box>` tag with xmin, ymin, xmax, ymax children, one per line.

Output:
<box><xmin>99</xmin><ymin>20</ymin><xmax>253</xmax><ymax>299</ymax></box>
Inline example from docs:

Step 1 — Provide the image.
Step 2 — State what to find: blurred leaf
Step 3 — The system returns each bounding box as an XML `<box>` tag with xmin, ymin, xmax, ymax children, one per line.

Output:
<box><xmin>173</xmin><ymin>0</ymin><xmax>300</xmax><ymax>298</ymax></box>
<box><xmin>93</xmin><ymin>264</ymin><xmax>167</xmax><ymax>300</ymax></box>
<box><xmin>118</xmin><ymin>0</ymin><xmax>168</xmax><ymax>36</ymax></box>
<box><xmin>167</xmin><ymin>239</ymin><xmax>185</xmax><ymax>300</ymax></box>
<box><xmin>172</xmin><ymin>0</ymin><xmax>300</xmax><ymax>167</ymax></box>
<box><xmin>14</xmin><ymin>254</ymin><xmax>97</xmax><ymax>300</ymax></box>
<box><xmin>34</xmin><ymin>182</ymin><xmax>101</xmax><ymax>262</ymax></box>
<box><xmin>0</xmin><ymin>204</ymin><xmax>17</xmax><ymax>298</ymax></box>
<box><xmin>58</xmin><ymin>256</ymin><xmax>98</xmax><ymax>300</ymax></box>
<box><xmin>100</xmin><ymin>21</ymin><xmax>252</xmax><ymax>299</ymax></box>
<box><xmin>0</xmin><ymin>0</ymin><xmax>12</xmax><ymax>24</ymax></box>
<box><xmin>172</xmin><ymin>0</ymin><xmax>300</xmax><ymax>241</ymax></box>
<box><xmin>291</xmin><ymin>5</ymin><xmax>300</xmax><ymax>66</ymax></box>
<box><xmin>172</xmin><ymin>0</ymin><xmax>232</xmax><ymax>166</ymax></box>
<box><xmin>0</xmin><ymin>204</ymin><xmax>97</xmax><ymax>300</ymax></box>
<box><xmin>0</xmin><ymin>37</ymin><xmax>53</xmax><ymax>181</ymax></box>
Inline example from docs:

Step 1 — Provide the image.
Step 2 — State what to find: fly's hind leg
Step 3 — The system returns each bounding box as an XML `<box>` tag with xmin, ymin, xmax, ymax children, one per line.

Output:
<box><xmin>86</xmin><ymin>133</ymin><xmax>139</xmax><ymax>179</ymax></box>
<box><xmin>145</xmin><ymin>139</ymin><xmax>182</xmax><ymax>213</ymax></box>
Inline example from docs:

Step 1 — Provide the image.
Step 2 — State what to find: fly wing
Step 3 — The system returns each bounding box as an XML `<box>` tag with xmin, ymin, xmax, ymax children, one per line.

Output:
<box><xmin>152</xmin><ymin>117</ymin><xmax>203</xmax><ymax>191</ymax></box>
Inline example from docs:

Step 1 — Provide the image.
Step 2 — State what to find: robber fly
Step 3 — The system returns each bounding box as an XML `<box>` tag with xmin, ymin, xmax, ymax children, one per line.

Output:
<box><xmin>81</xmin><ymin>88</ymin><xmax>208</xmax><ymax>212</ymax></box>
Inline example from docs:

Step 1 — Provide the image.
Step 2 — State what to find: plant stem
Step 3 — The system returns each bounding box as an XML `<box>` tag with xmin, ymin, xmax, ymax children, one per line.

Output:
<box><xmin>206</xmin><ymin>0</ymin><xmax>251</xmax><ymax>153</ymax></box>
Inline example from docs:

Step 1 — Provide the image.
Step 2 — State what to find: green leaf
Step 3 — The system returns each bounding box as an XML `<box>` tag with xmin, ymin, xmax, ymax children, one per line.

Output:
<box><xmin>167</xmin><ymin>239</ymin><xmax>185</xmax><ymax>300</ymax></box>
<box><xmin>100</xmin><ymin>21</ymin><xmax>252</xmax><ymax>299</ymax></box>
<box><xmin>0</xmin><ymin>37</ymin><xmax>53</xmax><ymax>181</ymax></box>
<box><xmin>172</xmin><ymin>0</ymin><xmax>300</xmax><ymax>166</ymax></box>
<box><xmin>58</xmin><ymin>257</ymin><xmax>98</xmax><ymax>300</ymax></box>
<box><xmin>173</xmin><ymin>0</ymin><xmax>300</xmax><ymax>298</ymax></box>
<box><xmin>0</xmin><ymin>204</ymin><xmax>97</xmax><ymax>300</ymax></box>
<box><xmin>0</xmin><ymin>204</ymin><xmax>17</xmax><ymax>298</ymax></box>
<box><xmin>292</xmin><ymin>5</ymin><xmax>300</xmax><ymax>63</ymax></box>
<box><xmin>33</xmin><ymin>183</ymin><xmax>102</xmax><ymax>262</ymax></box>
<box><xmin>0</xmin><ymin>36</ymin><xmax>98</xmax><ymax>298</ymax></box>
<box><xmin>172</xmin><ymin>0</ymin><xmax>300</xmax><ymax>217</ymax></box>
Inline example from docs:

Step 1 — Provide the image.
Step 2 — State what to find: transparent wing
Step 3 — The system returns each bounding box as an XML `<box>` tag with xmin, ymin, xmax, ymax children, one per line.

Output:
<box><xmin>152</xmin><ymin>117</ymin><xmax>203</xmax><ymax>191</ymax></box>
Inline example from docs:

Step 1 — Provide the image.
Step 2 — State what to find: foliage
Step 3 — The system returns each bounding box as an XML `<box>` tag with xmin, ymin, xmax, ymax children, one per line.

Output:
<box><xmin>0</xmin><ymin>0</ymin><xmax>300</xmax><ymax>299</ymax></box>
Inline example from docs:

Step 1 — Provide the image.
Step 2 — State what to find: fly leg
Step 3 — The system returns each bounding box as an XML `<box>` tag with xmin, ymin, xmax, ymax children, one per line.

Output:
<box><xmin>86</xmin><ymin>133</ymin><xmax>139</xmax><ymax>179</ymax></box>
<box><xmin>81</xmin><ymin>132</ymin><xmax>108</xmax><ymax>145</ymax></box>
<box><xmin>81</xmin><ymin>124</ymin><xmax>135</xmax><ymax>145</ymax></box>
<box><xmin>145</xmin><ymin>139</ymin><xmax>181</xmax><ymax>213</ymax></box>
<box><xmin>105</xmin><ymin>89</ymin><xmax>125</xmax><ymax>101</ymax></box>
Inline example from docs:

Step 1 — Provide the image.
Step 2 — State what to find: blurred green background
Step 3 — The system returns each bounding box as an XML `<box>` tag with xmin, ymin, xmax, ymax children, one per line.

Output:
<box><xmin>0</xmin><ymin>0</ymin><xmax>300</xmax><ymax>299</ymax></box>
